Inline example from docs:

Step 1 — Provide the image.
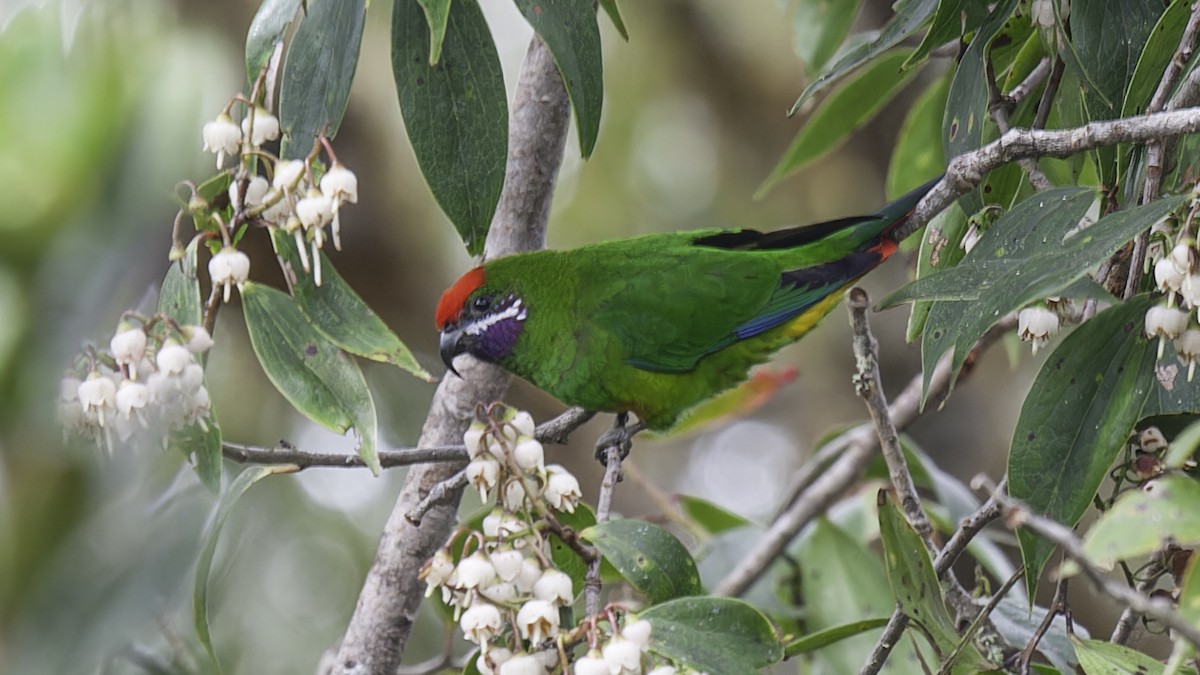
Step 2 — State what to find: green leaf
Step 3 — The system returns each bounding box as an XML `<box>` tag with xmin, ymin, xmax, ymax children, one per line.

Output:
<box><xmin>798</xmin><ymin>518</ymin><xmax>925</xmax><ymax>673</ymax></box>
<box><xmin>905</xmin><ymin>202</ymin><xmax>968</xmax><ymax>343</ymax></box>
<box><xmin>245</xmin><ymin>0</ymin><xmax>302</xmax><ymax>84</ymax></box>
<box><xmin>678</xmin><ymin>495</ymin><xmax>751</xmax><ymax>536</ymax></box>
<box><xmin>903</xmin><ymin>0</ymin><xmax>992</xmax><ymax>71</ymax></box>
<box><xmin>989</xmin><ymin>595</ymin><xmax>1081</xmax><ymax>673</ymax></box>
<box><xmin>641</xmin><ymin>597</ymin><xmax>783</xmax><ymax>674</ymax></box>
<box><xmin>241</xmin><ymin>282</ymin><xmax>380</xmax><ymax>474</ymax></box>
<box><xmin>759</xmin><ymin>49</ymin><xmax>918</xmax><ymax>197</ymax></box>
<box><xmin>791</xmin><ymin>0</ymin><xmax>864</xmax><ymax>73</ymax></box>
<box><xmin>887</xmin><ymin>69</ymin><xmax>949</xmax><ymax>200</ymax></box>
<box><xmin>1166</xmin><ymin>419</ymin><xmax>1200</xmax><ymax>469</ymax></box>
<box><xmin>1074</xmin><ymin>637</ymin><xmax>1170</xmax><ymax>675</ymax></box>
<box><xmin>581</xmin><ymin>518</ymin><xmax>702</xmax><ymax>604</ymax></box>
<box><xmin>392</xmin><ymin>0</ymin><xmax>506</xmax><ymax>256</ymax></box>
<box><xmin>782</xmin><ymin>617</ymin><xmax>891</xmax><ymax>658</ymax></box>
<box><xmin>1080</xmin><ymin>475</ymin><xmax>1200</xmax><ymax>570</ymax></box>
<box><xmin>158</xmin><ymin>240</ymin><xmax>203</xmax><ymax>327</ymax></box>
<box><xmin>546</xmin><ymin>502</ymin><xmax>597</xmax><ymax>598</ymax></box>
<box><xmin>416</xmin><ymin>0</ymin><xmax>451</xmax><ymax>64</ymax></box>
<box><xmin>271</xmin><ymin>230</ymin><xmax>433</xmax><ymax>380</ymax></box>
<box><xmin>169</xmin><ymin>415</ymin><xmax>223</xmax><ymax>494</ymax></box>
<box><xmin>942</xmin><ymin>0</ymin><xmax>1020</xmax><ymax>215</ymax></box>
<box><xmin>598</xmin><ymin>0</ymin><xmax>628</xmax><ymax>40</ymax></box>
<box><xmin>194</xmin><ymin>465</ymin><xmax>292</xmax><ymax>673</ymax></box>
<box><xmin>790</xmin><ymin>0</ymin><xmax>937</xmax><ymax>113</ymax></box>
<box><xmin>878</xmin><ymin>494</ymin><xmax>991</xmax><ymax>671</ymax></box>
<box><xmin>513</xmin><ymin>0</ymin><xmax>603</xmax><ymax>158</ymax></box>
<box><xmin>278</xmin><ymin>0</ymin><xmax>366</xmax><ymax>159</ymax></box>
<box><xmin>1010</xmin><ymin>295</ymin><xmax>1158</xmax><ymax>601</ymax></box>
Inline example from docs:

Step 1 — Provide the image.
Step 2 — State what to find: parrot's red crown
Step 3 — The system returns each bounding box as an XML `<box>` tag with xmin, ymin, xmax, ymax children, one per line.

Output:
<box><xmin>436</xmin><ymin>267</ymin><xmax>486</xmax><ymax>329</ymax></box>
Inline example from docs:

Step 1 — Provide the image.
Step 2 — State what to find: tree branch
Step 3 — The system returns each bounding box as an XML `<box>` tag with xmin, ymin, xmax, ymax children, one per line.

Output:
<box><xmin>323</xmin><ymin>36</ymin><xmax>571</xmax><ymax>675</ymax></box>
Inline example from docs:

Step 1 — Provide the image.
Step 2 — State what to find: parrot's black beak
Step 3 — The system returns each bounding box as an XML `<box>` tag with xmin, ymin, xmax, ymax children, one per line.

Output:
<box><xmin>439</xmin><ymin>326</ymin><xmax>465</xmax><ymax>378</ymax></box>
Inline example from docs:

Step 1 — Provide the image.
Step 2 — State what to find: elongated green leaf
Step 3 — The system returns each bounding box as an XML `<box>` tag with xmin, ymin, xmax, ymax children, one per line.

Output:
<box><xmin>791</xmin><ymin>0</ymin><xmax>864</xmax><ymax>73</ymax></box>
<box><xmin>782</xmin><ymin>617</ymin><xmax>890</xmax><ymax>658</ymax></box>
<box><xmin>581</xmin><ymin>518</ymin><xmax>701</xmax><ymax>604</ymax></box>
<box><xmin>392</xmin><ymin>0</ymin><xmax>506</xmax><ymax>256</ymax></box>
<box><xmin>241</xmin><ymin>282</ymin><xmax>380</xmax><ymax>473</ymax></box>
<box><xmin>942</xmin><ymin>0</ymin><xmax>1020</xmax><ymax>215</ymax></box>
<box><xmin>641</xmin><ymin>597</ymin><xmax>783</xmax><ymax>674</ymax></box>
<box><xmin>1010</xmin><ymin>295</ymin><xmax>1158</xmax><ymax>601</ymax></box>
<box><xmin>760</xmin><ymin>49</ymin><xmax>918</xmax><ymax>197</ymax></box>
<box><xmin>678</xmin><ymin>495</ymin><xmax>751</xmax><ymax>536</ymax></box>
<box><xmin>598</xmin><ymin>0</ymin><xmax>628</xmax><ymax>40</ymax></box>
<box><xmin>905</xmin><ymin>203</ymin><xmax>968</xmax><ymax>343</ymax></box>
<box><xmin>279</xmin><ymin>0</ymin><xmax>365</xmax><ymax>158</ymax></box>
<box><xmin>887</xmin><ymin>69</ymin><xmax>949</xmax><ymax>200</ymax></box>
<box><xmin>158</xmin><ymin>240</ymin><xmax>202</xmax><ymax>327</ymax></box>
<box><xmin>195</xmin><ymin>465</ymin><xmax>292</xmax><ymax>672</ymax></box>
<box><xmin>416</xmin><ymin>0</ymin><xmax>451</xmax><ymax>64</ymax></box>
<box><xmin>1074</xmin><ymin>638</ymin><xmax>1170</xmax><ymax>675</ymax></box>
<box><xmin>791</xmin><ymin>0</ymin><xmax>937</xmax><ymax>113</ymax></box>
<box><xmin>245</xmin><ymin>0</ymin><xmax>302</xmax><ymax>84</ymax></box>
<box><xmin>169</xmin><ymin>415</ymin><xmax>223</xmax><ymax>494</ymax></box>
<box><xmin>798</xmin><ymin>519</ymin><xmax>925</xmax><ymax>674</ymax></box>
<box><xmin>1080</xmin><ymin>475</ymin><xmax>1200</xmax><ymax>570</ymax></box>
<box><xmin>1166</xmin><ymin>419</ymin><xmax>1200</xmax><ymax>469</ymax></box>
<box><xmin>513</xmin><ymin>0</ymin><xmax>603</xmax><ymax>158</ymax></box>
<box><xmin>272</xmin><ymin>230</ymin><xmax>432</xmax><ymax>380</ymax></box>
<box><xmin>878</xmin><ymin>494</ymin><xmax>991</xmax><ymax>672</ymax></box>
<box><xmin>903</xmin><ymin>0</ymin><xmax>991</xmax><ymax>71</ymax></box>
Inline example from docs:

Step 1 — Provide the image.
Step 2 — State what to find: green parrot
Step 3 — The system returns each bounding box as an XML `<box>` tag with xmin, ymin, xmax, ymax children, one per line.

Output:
<box><xmin>437</xmin><ymin>177</ymin><xmax>939</xmax><ymax>432</ymax></box>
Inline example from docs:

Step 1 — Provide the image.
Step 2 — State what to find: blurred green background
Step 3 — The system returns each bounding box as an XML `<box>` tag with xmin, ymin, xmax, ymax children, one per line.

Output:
<box><xmin>0</xmin><ymin>0</ymin><xmax>1036</xmax><ymax>672</ymax></box>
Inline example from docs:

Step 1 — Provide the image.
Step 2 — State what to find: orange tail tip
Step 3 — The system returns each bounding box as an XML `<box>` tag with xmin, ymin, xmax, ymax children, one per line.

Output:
<box><xmin>436</xmin><ymin>267</ymin><xmax>486</xmax><ymax>329</ymax></box>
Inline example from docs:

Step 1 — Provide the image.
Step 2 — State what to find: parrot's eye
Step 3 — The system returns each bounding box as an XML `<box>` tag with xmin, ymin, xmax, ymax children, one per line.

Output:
<box><xmin>472</xmin><ymin>296</ymin><xmax>492</xmax><ymax>312</ymax></box>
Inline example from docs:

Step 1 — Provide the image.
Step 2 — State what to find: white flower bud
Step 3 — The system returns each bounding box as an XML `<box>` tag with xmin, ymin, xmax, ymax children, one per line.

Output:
<box><xmin>320</xmin><ymin>163</ymin><xmax>358</xmax><ymax>204</ymax></box>
<box><xmin>186</xmin><ymin>386</ymin><xmax>211</xmax><ymax>422</ymax></box>
<box><xmin>1183</xmin><ymin>273</ymin><xmax>1200</xmax><ymax>309</ymax></box>
<box><xmin>516</xmin><ymin>599</ymin><xmax>559</xmax><ymax>645</ymax></box>
<box><xmin>78</xmin><ymin>372</ymin><xmax>117</xmax><ymax>427</ymax></box>
<box><xmin>156</xmin><ymin>343</ymin><xmax>192</xmax><ymax>375</ymax></box>
<box><xmin>544</xmin><ymin>465</ymin><xmax>582</xmax><ymax>513</ymax></box>
<box><xmin>503</xmin><ymin>478</ymin><xmax>530</xmax><ymax>512</ymax></box>
<box><xmin>490</xmin><ymin>548</ymin><xmax>525</xmax><ymax>583</ymax></box>
<box><xmin>241</xmin><ymin>105</ymin><xmax>280</xmax><ymax>147</ymax></box>
<box><xmin>960</xmin><ymin>223</ymin><xmax>983</xmax><ymax>254</ymax></box>
<box><xmin>420</xmin><ymin>549</ymin><xmax>455</xmax><ymax>597</ymax></box>
<box><xmin>231</xmin><ymin>175</ymin><xmax>270</xmax><ymax>210</ymax></box>
<box><xmin>454</xmin><ymin>552</ymin><xmax>497</xmax><ymax>590</ymax></box>
<box><xmin>622</xmin><ymin>619</ymin><xmax>653</xmax><ymax>649</ymax></box>
<box><xmin>273</xmin><ymin>159</ymin><xmax>306</xmax><ymax>191</ymax></box>
<box><xmin>1172</xmin><ymin>242</ymin><xmax>1194</xmax><ymax>274</ymax></box>
<box><xmin>1146</xmin><ymin>304</ymin><xmax>1191</xmax><ymax>358</ymax></box>
<box><xmin>467</xmin><ymin>457</ymin><xmax>501</xmax><ymax>500</ymax></box>
<box><xmin>646</xmin><ymin>667</ymin><xmax>677</xmax><ymax>675</ymax></box>
<box><xmin>296</xmin><ymin>188</ymin><xmax>333</xmax><ymax>230</ymax></box>
<box><xmin>499</xmin><ymin>654</ymin><xmax>547</xmax><ymax>675</ymax></box>
<box><xmin>209</xmin><ymin>247</ymin><xmax>251</xmax><ymax>302</ymax></box>
<box><xmin>533</xmin><ymin>569</ymin><xmax>573</xmax><ymax>605</ymax></box>
<box><xmin>459</xmin><ymin>602</ymin><xmax>503</xmax><ymax>645</ymax></box>
<box><xmin>1156</xmin><ymin>257</ymin><xmax>1185</xmax><ymax>295</ymax></box>
<box><xmin>478</xmin><ymin>648</ymin><xmax>513</xmax><ymax>675</ymax></box>
<box><xmin>182</xmin><ymin>326</ymin><xmax>214</xmax><ymax>353</ymax></box>
<box><xmin>479</xmin><ymin>581</ymin><xmax>517</xmax><ymax>604</ymax></box>
<box><xmin>1178</xmin><ymin>329</ymin><xmax>1200</xmax><ymax>382</ymax></box>
<box><xmin>464</xmin><ymin>422</ymin><xmax>487</xmax><ymax>459</ymax></box>
<box><xmin>110</xmin><ymin>325</ymin><xmax>147</xmax><ymax>370</ymax></box>
<box><xmin>510</xmin><ymin>411</ymin><xmax>536</xmax><ymax>438</ymax></box>
<box><xmin>513</xmin><ymin>438</ymin><xmax>545</xmax><ymax>474</ymax></box>
<box><xmin>602</xmin><ymin>637</ymin><xmax>643</xmax><ymax>675</ymax></box>
<box><xmin>1017</xmin><ymin>306</ymin><xmax>1060</xmax><ymax>355</ymax></box>
<box><xmin>574</xmin><ymin>652</ymin><xmax>609</xmax><ymax>675</ymax></box>
<box><xmin>115</xmin><ymin>380</ymin><xmax>150</xmax><ymax>418</ymax></box>
<box><xmin>181</xmin><ymin>363</ymin><xmax>205</xmax><ymax>392</ymax></box>
<box><xmin>202</xmin><ymin>113</ymin><xmax>241</xmax><ymax>167</ymax></box>
<box><xmin>515</xmin><ymin>558</ymin><xmax>542</xmax><ymax>594</ymax></box>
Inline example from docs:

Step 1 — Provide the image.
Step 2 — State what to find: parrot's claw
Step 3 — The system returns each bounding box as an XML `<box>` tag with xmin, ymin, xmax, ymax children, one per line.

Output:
<box><xmin>594</xmin><ymin>412</ymin><xmax>646</xmax><ymax>466</ymax></box>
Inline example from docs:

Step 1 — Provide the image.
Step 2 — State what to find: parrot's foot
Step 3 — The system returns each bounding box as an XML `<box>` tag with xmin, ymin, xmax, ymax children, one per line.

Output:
<box><xmin>594</xmin><ymin>412</ymin><xmax>646</xmax><ymax>465</ymax></box>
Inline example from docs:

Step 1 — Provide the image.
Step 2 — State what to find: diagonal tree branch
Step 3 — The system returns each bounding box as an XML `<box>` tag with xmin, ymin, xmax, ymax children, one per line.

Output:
<box><xmin>321</xmin><ymin>35</ymin><xmax>571</xmax><ymax>675</ymax></box>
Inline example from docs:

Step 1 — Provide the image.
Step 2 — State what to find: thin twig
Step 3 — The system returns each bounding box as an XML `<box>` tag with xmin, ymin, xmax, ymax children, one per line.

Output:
<box><xmin>1110</xmin><ymin>578</ymin><xmax>1159</xmax><ymax>645</ymax></box>
<box><xmin>988</xmin><ymin>57</ymin><xmax>1054</xmax><ymax>191</ymax></box>
<box><xmin>847</xmin><ymin>288</ymin><xmax>934</xmax><ymax>547</ymax></box>
<box><xmin>937</xmin><ymin>566</ymin><xmax>1025</xmax><ymax>675</ymax></box>
<box><xmin>587</xmin><ymin>445</ymin><xmax>623</xmax><ymax>617</ymax></box>
<box><xmin>405</xmin><ymin>469</ymin><xmax>468</xmax><ymax>525</ymax></box>
<box><xmin>985</xmin><ymin>478</ymin><xmax>1200</xmax><ymax>651</ymax></box>
<box><xmin>1018</xmin><ymin>575</ymin><xmax>1069</xmax><ymax>674</ymax></box>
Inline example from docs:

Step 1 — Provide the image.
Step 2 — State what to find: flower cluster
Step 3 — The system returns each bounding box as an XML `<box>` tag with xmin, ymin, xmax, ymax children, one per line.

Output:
<box><xmin>420</xmin><ymin>407</ymin><xmax>686</xmax><ymax>675</ymax></box>
<box><xmin>1148</xmin><ymin>233</ymin><xmax>1200</xmax><ymax>379</ymax></box>
<box><xmin>196</xmin><ymin>93</ymin><xmax>358</xmax><ymax>292</ymax></box>
<box><xmin>59</xmin><ymin>318</ymin><xmax>213</xmax><ymax>454</ymax></box>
